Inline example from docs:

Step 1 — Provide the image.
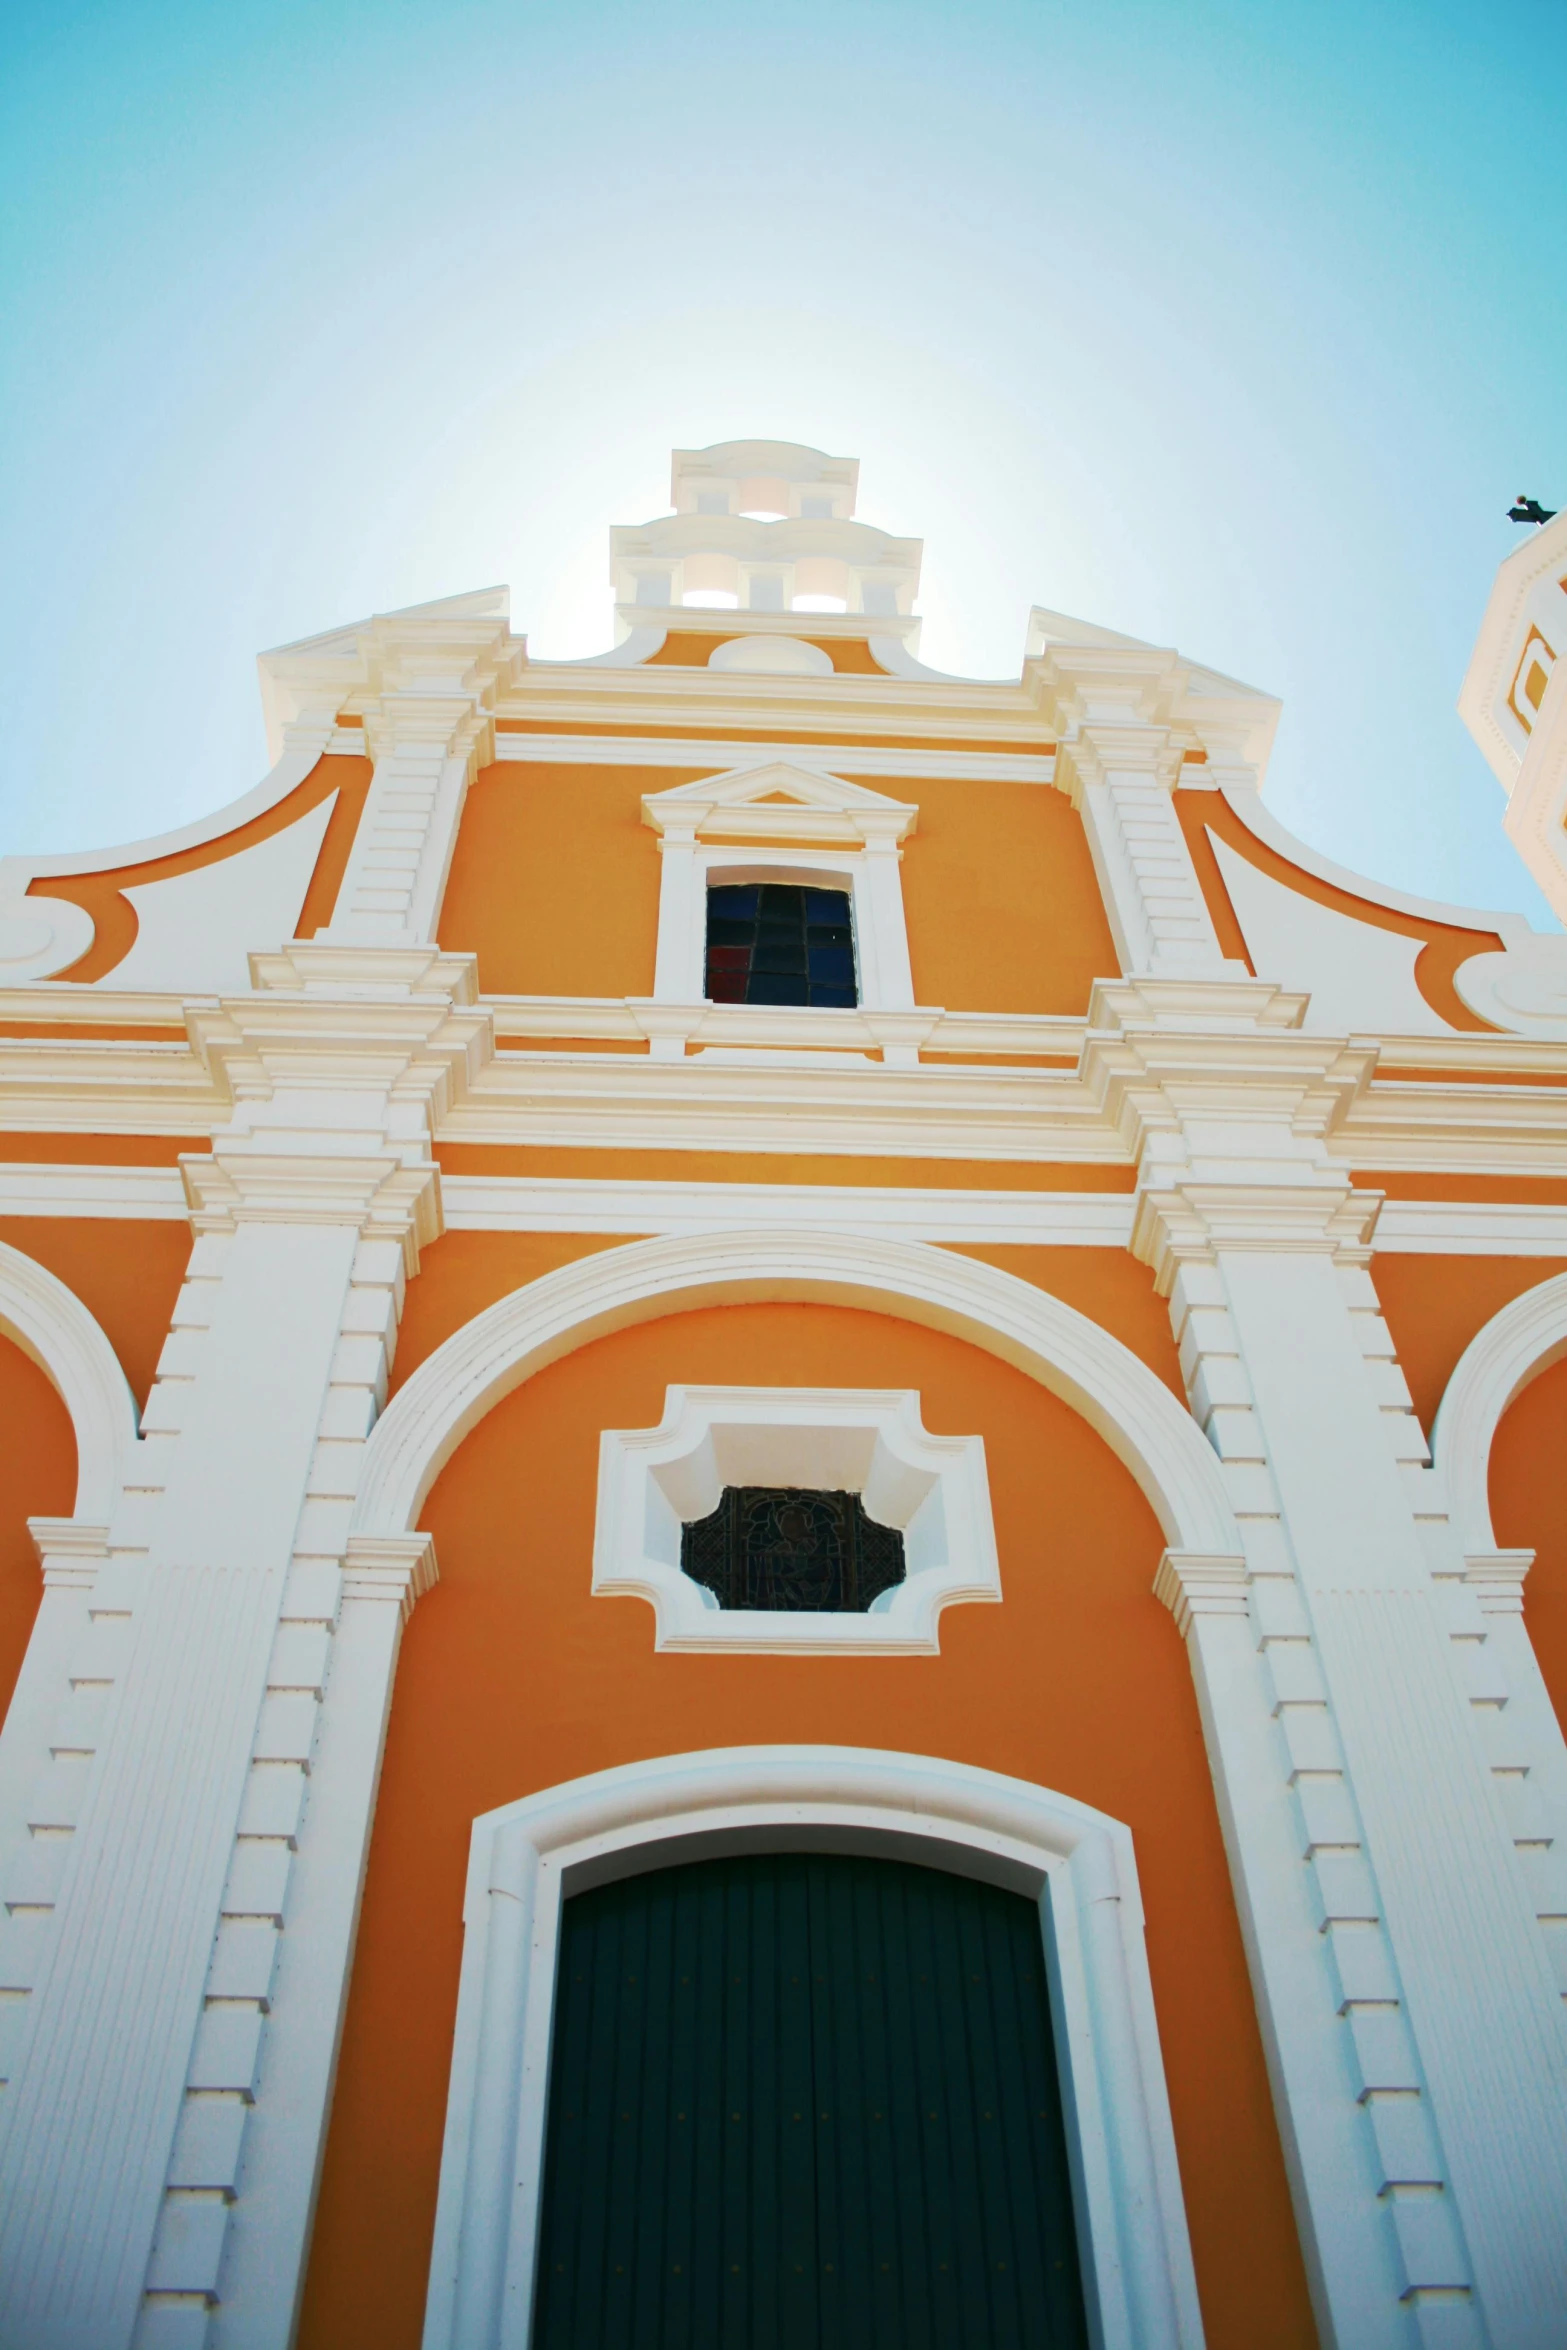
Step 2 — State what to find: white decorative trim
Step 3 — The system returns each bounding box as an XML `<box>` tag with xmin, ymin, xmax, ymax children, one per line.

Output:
<box><xmin>0</xmin><ymin>732</ymin><xmax>347</xmax><ymax>990</ymax></box>
<box><xmin>706</xmin><ymin>633</ymin><xmax>834</xmax><ymax>676</ymax></box>
<box><xmin>442</xmin><ymin>1172</ymin><xmax>1135</xmax><ymax>1243</ymax></box>
<box><xmin>640</xmin><ymin>761</ymin><xmax>917</xmax><ymax>849</ymax></box>
<box><xmin>1207</xmin><ymin>830</ymin><xmax>1453</xmax><ymax>1036</ymax></box>
<box><xmin>0</xmin><ymin>1165</ymin><xmax>190</xmax><ymax>1218</ymax></box>
<box><xmin>103</xmin><ymin>791</ymin><xmax>338</xmax><ymax>997</ymax></box>
<box><xmin>1219</xmin><ymin>784</ymin><xmax>1534</xmax><ymax>943</ymax></box>
<box><xmin>1372</xmin><ymin>1200</ymin><xmax>1567</xmax><ymax>1254</ymax></box>
<box><xmin>640</xmin><ymin>763</ymin><xmax>918</xmax><ymax>1036</ymax></box>
<box><xmin>0</xmin><ymin>1237</ymin><xmax>140</xmax><ymax>1520</ymax></box>
<box><xmin>1431</xmin><ymin>1269</ymin><xmax>1567</xmax><ymax>1558</ymax></box>
<box><xmin>0</xmin><ymin>897</ymin><xmax>96</xmax><ymax>984</ymax></box>
<box><xmin>491</xmin><ymin>731</ymin><xmax>1055</xmax><ymax>784</ymax></box>
<box><xmin>592</xmin><ymin>1385</ymin><xmax>1000</xmax><ymax>1651</ymax></box>
<box><xmin>14</xmin><ymin>1163</ymin><xmax>1567</xmax><ymax>1259</ymax></box>
<box><xmin>352</xmin><ymin>1227</ymin><xmax>1241</xmax><ymax>1563</ymax></box>
<box><xmin>422</xmin><ymin>1746</ymin><xmax>1203</xmax><ymax>2350</ymax></box>
<box><xmin>1453</xmin><ymin>935</ymin><xmax>1567</xmax><ymax>1038</ymax></box>
<box><xmin>0</xmin><ymin>739</ymin><xmax>340</xmax><ymax>899</ymax></box>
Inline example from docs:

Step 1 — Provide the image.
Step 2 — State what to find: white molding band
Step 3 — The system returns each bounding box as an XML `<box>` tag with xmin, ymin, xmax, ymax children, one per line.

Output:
<box><xmin>592</xmin><ymin>1384</ymin><xmax>1001</xmax><ymax>1650</ymax></box>
<box><xmin>7</xmin><ymin>1163</ymin><xmax>1567</xmax><ymax>1262</ymax></box>
<box><xmin>351</xmin><ymin>1228</ymin><xmax>1242</xmax><ymax>1564</ymax></box>
<box><xmin>1431</xmin><ymin>1268</ymin><xmax>1567</xmax><ymax>1559</ymax></box>
<box><xmin>444</xmin><ymin>1174</ymin><xmax>1135</xmax><ymax>1244</ymax></box>
<box><xmin>0</xmin><ymin>1236</ymin><xmax>140</xmax><ymax>1520</ymax></box>
<box><xmin>422</xmin><ymin>1745</ymin><xmax>1203</xmax><ymax>2350</ymax></box>
<box><xmin>493</xmin><ymin>730</ymin><xmax>1056</xmax><ymax>784</ymax></box>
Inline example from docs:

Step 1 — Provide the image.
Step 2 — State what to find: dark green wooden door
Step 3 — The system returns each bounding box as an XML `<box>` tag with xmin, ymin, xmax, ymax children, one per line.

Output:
<box><xmin>533</xmin><ymin>1850</ymin><xmax>1089</xmax><ymax>2350</ymax></box>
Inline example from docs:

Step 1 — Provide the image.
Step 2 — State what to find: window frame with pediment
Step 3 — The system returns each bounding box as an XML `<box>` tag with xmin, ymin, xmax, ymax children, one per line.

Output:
<box><xmin>640</xmin><ymin>761</ymin><xmax>919</xmax><ymax>1016</ymax></box>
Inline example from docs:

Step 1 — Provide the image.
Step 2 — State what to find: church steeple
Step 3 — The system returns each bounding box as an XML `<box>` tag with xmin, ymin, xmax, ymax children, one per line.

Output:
<box><xmin>608</xmin><ymin>438</ymin><xmax>921</xmax><ymax>632</ymax></box>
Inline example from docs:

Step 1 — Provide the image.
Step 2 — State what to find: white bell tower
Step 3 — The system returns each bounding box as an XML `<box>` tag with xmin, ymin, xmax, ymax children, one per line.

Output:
<box><xmin>608</xmin><ymin>438</ymin><xmax>923</xmax><ymax>637</ymax></box>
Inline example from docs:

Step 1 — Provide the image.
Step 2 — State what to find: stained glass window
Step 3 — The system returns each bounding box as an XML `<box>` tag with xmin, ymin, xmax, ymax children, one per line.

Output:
<box><xmin>705</xmin><ymin>882</ymin><xmax>857</xmax><ymax>1009</ymax></box>
<box><xmin>680</xmin><ymin>1486</ymin><xmax>905</xmax><ymax>1613</ymax></box>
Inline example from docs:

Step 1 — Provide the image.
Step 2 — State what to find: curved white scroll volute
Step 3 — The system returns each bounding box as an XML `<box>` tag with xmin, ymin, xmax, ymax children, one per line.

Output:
<box><xmin>1455</xmin><ymin>933</ymin><xmax>1567</xmax><ymax>1038</ymax></box>
<box><xmin>0</xmin><ymin>894</ymin><xmax>95</xmax><ymax>983</ymax></box>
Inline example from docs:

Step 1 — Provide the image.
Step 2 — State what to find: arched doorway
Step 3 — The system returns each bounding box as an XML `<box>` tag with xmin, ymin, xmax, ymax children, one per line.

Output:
<box><xmin>535</xmin><ymin>1848</ymin><xmax>1087</xmax><ymax>2349</ymax></box>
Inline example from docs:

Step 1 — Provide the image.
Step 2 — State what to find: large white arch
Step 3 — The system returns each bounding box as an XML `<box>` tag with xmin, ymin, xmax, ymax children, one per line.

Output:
<box><xmin>353</xmin><ymin>1227</ymin><xmax>1239</xmax><ymax>1562</ymax></box>
<box><xmin>1431</xmin><ymin>1268</ymin><xmax>1567</xmax><ymax>1558</ymax></box>
<box><xmin>0</xmin><ymin>1237</ymin><xmax>139</xmax><ymax>1521</ymax></box>
<box><xmin>423</xmin><ymin>1745</ymin><xmax>1204</xmax><ymax>2350</ymax></box>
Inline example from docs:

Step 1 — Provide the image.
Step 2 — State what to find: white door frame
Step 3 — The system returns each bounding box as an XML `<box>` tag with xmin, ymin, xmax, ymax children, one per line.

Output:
<box><xmin>421</xmin><ymin>1744</ymin><xmax>1204</xmax><ymax>2350</ymax></box>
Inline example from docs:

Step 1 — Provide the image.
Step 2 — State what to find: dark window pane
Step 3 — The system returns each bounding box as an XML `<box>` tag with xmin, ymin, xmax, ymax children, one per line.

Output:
<box><xmin>807</xmin><ymin>946</ymin><xmax>855</xmax><ymax>985</ymax></box>
<box><xmin>705</xmin><ymin>880</ymin><xmax>858</xmax><ymax>1009</ymax></box>
<box><xmin>707</xmin><ymin>885</ymin><xmax>758</xmax><ymax>920</ymax></box>
<box><xmin>748</xmin><ymin>969</ymin><xmax>812</xmax><ymax>1005</ymax></box>
<box><xmin>682</xmin><ymin>1487</ymin><xmax>905</xmax><ymax>1612</ymax></box>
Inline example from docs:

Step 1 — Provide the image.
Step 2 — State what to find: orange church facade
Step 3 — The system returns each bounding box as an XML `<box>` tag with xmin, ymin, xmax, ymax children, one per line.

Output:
<box><xmin>1</xmin><ymin>445</ymin><xmax>1566</xmax><ymax>2350</ymax></box>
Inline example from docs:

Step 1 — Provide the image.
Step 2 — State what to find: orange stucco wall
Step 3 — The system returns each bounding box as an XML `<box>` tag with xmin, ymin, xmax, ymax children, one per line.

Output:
<box><xmin>432</xmin><ymin>1144</ymin><xmax>1136</xmax><ymax>1189</ymax></box>
<box><xmin>0</xmin><ymin>1220</ymin><xmax>189</xmax><ymax>1410</ymax></box>
<box><xmin>1370</xmin><ymin>1255</ymin><xmax>1567</xmax><ymax>1438</ymax></box>
<box><xmin>1492</xmin><ymin>1355</ymin><xmax>1567</xmax><ymax>1735</ymax></box>
<box><xmin>642</xmin><ymin>632</ymin><xmax>889</xmax><ymax>674</ymax></box>
<box><xmin>437</xmin><ymin>763</ymin><xmax>693</xmax><ymax>998</ymax></box>
<box><xmin>302</xmin><ymin>1301</ymin><xmax>1314</xmax><ymax>2350</ymax></box>
<box><xmin>893</xmin><ymin>773</ymin><xmax>1116</xmax><ymax>1015</ymax></box>
<box><xmin>437</xmin><ymin>761</ymin><xmax>1118</xmax><ymax>1014</ymax></box>
<box><xmin>0</xmin><ymin>1335</ymin><xmax>76</xmax><ymax>1728</ymax></box>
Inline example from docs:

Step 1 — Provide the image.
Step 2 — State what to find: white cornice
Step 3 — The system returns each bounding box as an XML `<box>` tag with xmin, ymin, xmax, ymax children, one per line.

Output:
<box><xmin>4</xmin><ymin>1062</ymin><xmax>1567</xmax><ymax>1172</ymax></box>
<box><xmin>180</xmin><ymin>1150</ymin><xmax>442</xmax><ymax>1264</ymax></box>
<box><xmin>257</xmin><ymin>587</ymin><xmax>519</xmax><ymax>764</ymax></box>
<box><xmin>4</xmin><ymin>1159</ymin><xmax>1565</xmax><ymax>1256</ymax></box>
<box><xmin>493</xmin><ymin>732</ymin><xmax>1055</xmax><ymax>783</ymax></box>
<box><xmin>440</xmin><ymin>1173</ymin><xmax>1134</xmax><ymax>1242</ymax></box>
<box><xmin>495</xmin><ymin>651</ymin><xmax>1046</xmax><ymax>739</ymax></box>
<box><xmin>2</xmin><ymin>985</ymin><xmax>1567</xmax><ymax>1169</ymax></box>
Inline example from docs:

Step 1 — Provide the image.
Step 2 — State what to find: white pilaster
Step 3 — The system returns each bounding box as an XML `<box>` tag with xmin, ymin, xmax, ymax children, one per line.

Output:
<box><xmin>0</xmin><ymin>949</ymin><xmax>491</xmax><ymax>2350</ymax></box>
<box><xmin>270</xmin><ymin>600</ymin><xmax>520</xmax><ymax>951</ymax></box>
<box><xmin>650</xmin><ymin>817</ymin><xmax>705</xmax><ymax>1010</ymax></box>
<box><xmin>1093</xmin><ymin>991</ymin><xmax>1567</xmax><ymax>2349</ymax></box>
<box><xmin>853</xmin><ymin>834</ymin><xmax>916</xmax><ymax>1010</ymax></box>
<box><xmin>0</xmin><ymin>1219</ymin><xmax>361</xmax><ymax>2350</ymax></box>
<box><xmin>1042</xmin><ymin>647</ymin><xmax>1250</xmax><ymax>980</ymax></box>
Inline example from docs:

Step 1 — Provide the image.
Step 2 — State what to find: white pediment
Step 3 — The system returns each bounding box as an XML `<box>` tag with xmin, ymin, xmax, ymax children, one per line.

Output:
<box><xmin>640</xmin><ymin>760</ymin><xmax>917</xmax><ymax>845</ymax></box>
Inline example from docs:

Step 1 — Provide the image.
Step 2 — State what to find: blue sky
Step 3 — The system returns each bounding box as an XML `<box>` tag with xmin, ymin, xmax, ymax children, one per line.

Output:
<box><xmin>2</xmin><ymin>0</ymin><xmax>1563</xmax><ymax>922</ymax></box>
